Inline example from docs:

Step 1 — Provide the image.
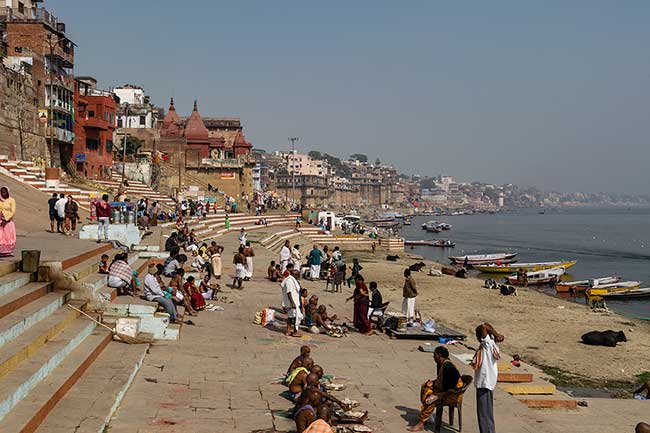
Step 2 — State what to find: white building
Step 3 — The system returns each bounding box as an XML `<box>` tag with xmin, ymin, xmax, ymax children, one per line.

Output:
<box><xmin>113</xmin><ymin>85</ymin><xmax>157</xmax><ymax>129</ymax></box>
<box><xmin>274</xmin><ymin>151</ymin><xmax>330</xmax><ymax>177</ymax></box>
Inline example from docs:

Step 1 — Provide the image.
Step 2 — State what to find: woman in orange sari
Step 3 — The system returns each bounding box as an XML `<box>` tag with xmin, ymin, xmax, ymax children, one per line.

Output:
<box><xmin>0</xmin><ymin>187</ymin><xmax>17</xmax><ymax>257</ymax></box>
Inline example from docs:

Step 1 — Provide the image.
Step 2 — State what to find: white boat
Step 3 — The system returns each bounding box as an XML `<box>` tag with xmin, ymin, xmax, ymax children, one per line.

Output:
<box><xmin>556</xmin><ymin>276</ymin><xmax>620</xmax><ymax>293</ymax></box>
<box><xmin>506</xmin><ymin>267</ymin><xmax>565</xmax><ymax>285</ymax></box>
<box><xmin>449</xmin><ymin>253</ymin><xmax>517</xmax><ymax>265</ymax></box>
<box><xmin>592</xmin><ymin>281</ymin><xmax>641</xmax><ymax>290</ymax></box>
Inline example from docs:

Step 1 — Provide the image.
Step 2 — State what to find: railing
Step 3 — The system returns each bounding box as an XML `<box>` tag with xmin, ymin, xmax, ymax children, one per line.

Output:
<box><xmin>45</xmin><ymin>126</ymin><xmax>74</xmax><ymax>143</ymax></box>
<box><xmin>0</xmin><ymin>7</ymin><xmax>58</xmax><ymax>28</ymax></box>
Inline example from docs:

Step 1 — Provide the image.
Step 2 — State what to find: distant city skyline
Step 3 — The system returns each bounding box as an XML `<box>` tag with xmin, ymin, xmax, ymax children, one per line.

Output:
<box><xmin>54</xmin><ymin>0</ymin><xmax>650</xmax><ymax>194</ymax></box>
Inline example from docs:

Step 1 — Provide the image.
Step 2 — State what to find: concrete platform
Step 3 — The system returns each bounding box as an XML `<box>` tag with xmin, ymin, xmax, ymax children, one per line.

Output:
<box><xmin>79</xmin><ymin>223</ymin><xmax>142</xmax><ymax>246</ymax></box>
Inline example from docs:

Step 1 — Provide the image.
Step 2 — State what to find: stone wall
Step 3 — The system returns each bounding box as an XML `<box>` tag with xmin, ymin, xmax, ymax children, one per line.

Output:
<box><xmin>0</xmin><ymin>62</ymin><xmax>48</xmax><ymax>161</ymax></box>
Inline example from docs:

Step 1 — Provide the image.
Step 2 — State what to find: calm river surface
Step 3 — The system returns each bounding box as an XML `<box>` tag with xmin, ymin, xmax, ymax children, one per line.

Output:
<box><xmin>400</xmin><ymin>208</ymin><xmax>650</xmax><ymax>319</ymax></box>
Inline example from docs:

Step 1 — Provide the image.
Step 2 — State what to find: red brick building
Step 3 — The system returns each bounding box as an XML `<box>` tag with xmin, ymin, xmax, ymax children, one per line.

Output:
<box><xmin>73</xmin><ymin>77</ymin><xmax>116</xmax><ymax>179</ymax></box>
<box><xmin>159</xmin><ymin>98</ymin><xmax>252</xmax><ymax>163</ymax></box>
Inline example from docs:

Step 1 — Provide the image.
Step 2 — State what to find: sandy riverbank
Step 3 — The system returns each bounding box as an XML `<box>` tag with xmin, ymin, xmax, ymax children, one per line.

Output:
<box><xmin>343</xmin><ymin>249</ymin><xmax>650</xmax><ymax>386</ymax></box>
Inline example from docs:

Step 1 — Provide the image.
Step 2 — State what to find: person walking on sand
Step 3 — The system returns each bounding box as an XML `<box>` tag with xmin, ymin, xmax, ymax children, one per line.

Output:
<box><xmin>95</xmin><ymin>194</ymin><xmax>111</xmax><ymax>243</ymax></box>
<box><xmin>402</xmin><ymin>268</ymin><xmax>418</xmax><ymax>323</ymax></box>
<box><xmin>472</xmin><ymin>323</ymin><xmax>504</xmax><ymax>433</ymax></box>
<box><xmin>244</xmin><ymin>241</ymin><xmax>255</xmax><ymax>280</ymax></box>
<box><xmin>0</xmin><ymin>187</ymin><xmax>17</xmax><ymax>257</ymax></box>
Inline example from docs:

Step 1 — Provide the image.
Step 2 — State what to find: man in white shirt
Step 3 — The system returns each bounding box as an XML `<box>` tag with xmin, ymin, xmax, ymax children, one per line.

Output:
<box><xmin>143</xmin><ymin>265</ymin><xmax>177</xmax><ymax>323</ymax></box>
<box><xmin>54</xmin><ymin>193</ymin><xmax>67</xmax><ymax>233</ymax></box>
<box><xmin>279</xmin><ymin>240</ymin><xmax>291</xmax><ymax>273</ymax></box>
<box><xmin>281</xmin><ymin>269</ymin><xmax>302</xmax><ymax>337</ymax></box>
<box><xmin>472</xmin><ymin>323</ymin><xmax>503</xmax><ymax>433</ymax></box>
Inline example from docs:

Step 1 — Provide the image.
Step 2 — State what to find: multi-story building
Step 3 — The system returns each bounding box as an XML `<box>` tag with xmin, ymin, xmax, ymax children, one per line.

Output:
<box><xmin>1</xmin><ymin>1</ymin><xmax>75</xmax><ymax>169</ymax></box>
<box><xmin>73</xmin><ymin>77</ymin><xmax>117</xmax><ymax>179</ymax></box>
<box><xmin>158</xmin><ymin>98</ymin><xmax>254</xmax><ymax>198</ymax></box>
<box><xmin>275</xmin><ymin>151</ymin><xmax>330</xmax><ymax>177</ymax></box>
<box><xmin>276</xmin><ymin>173</ymin><xmax>330</xmax><ymax>207</ymax></box>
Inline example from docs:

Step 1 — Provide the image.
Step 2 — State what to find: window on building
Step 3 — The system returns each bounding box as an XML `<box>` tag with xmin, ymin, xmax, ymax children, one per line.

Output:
<box><xmin>104</xmin><ymin>112</ymin><xmax>108</xmax><ymax>121</ymax></box>
<box><xmin>86</xmin><ymin>138</ymin><xmax>99</xmax><ymax>150</ymax></box>
<box><xmin>139</xmin><ymin>115</ymin><xmax>146</xmax><ymax>126</ymax></box>
<box><xmin>106</xmin><ymin>140</ymin><xmax>113</xmax><ymax>152</ymax></box>
<box><xmin>18</xmin><ymin>2</ymin><xmax>24</xmax><ymax>14</ymax></box>
<box><xmin>117</xmin><ymin>118</ymin><xmax>122</xmax><ymax>128</ymax></box>
<box><xmin>88</xmin><ymin>110</ymin><xmax>95</xmax><ymax>118</ymax></box>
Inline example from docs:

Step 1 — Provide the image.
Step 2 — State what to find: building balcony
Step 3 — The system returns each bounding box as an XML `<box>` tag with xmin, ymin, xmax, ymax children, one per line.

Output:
<box><xmin>83</xmin><ymin>117</ymin><xmax>110</xmax><ymax>130</ymax></box>
<box><xmin>45</xmin><ymin>126</ymin><xmax>74</xmax><ymax>144</ymax></box>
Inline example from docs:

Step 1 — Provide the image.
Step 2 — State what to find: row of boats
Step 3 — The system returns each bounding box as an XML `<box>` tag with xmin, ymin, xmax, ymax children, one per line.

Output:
<box><xmin>421</xmin><ymin>221</ymin><xmax>452</xmax><ymax>233</ymax></box>
<box><xmin>405</xmin><ymin>239</ymin><xmax>456</xmax><ymax>248</ymax></box>
<box><xmin>448</xmin><ymin>252</ymin><xmax>650</xmax><ymax>300</ymax></box>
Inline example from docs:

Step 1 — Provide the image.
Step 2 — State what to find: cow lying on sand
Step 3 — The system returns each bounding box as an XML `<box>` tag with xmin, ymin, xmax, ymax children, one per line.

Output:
<box><xmin>580</xmin><ymin>330</ymin><xmax>627</xmax><ymax>347</ymax></box>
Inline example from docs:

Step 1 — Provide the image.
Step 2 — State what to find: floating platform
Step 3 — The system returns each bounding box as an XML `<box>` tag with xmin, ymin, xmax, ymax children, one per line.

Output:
<box><xmin>388</xmin><ymin>323</ymin><xmax>466</xmax><ymax>340</ymax></box>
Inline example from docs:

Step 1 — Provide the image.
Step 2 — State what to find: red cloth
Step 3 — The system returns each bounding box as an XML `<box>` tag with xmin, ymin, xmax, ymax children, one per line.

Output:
<box><xmin>190</xmin><ymin>292</ymin><xmax>206</xmax><ymax>310</ymax></box>
<box><xmin>0</xmin><ymin>220</ymin><xmax>16</xmax><ymax>256</ymax></box>
<box><xmin>95</xmin><ymin>201</ymin><xmax>111</xmax><ymax>218</ymax></box>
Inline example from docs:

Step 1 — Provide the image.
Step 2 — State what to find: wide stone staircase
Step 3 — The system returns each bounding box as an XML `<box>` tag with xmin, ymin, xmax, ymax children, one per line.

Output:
<box><xmin>0</xmin><ymin>157</ymin><xmax>98</xmax><ymax>210</ymax></box>
<box><xmin>92</xmin><ymin>172</ymin><xmax>177</xmax><ymax>209</ymax></box>
<box><xmin>0</xmin><ymin>239</ymin><xmax>180</xmax><ymax>433</ymax></box>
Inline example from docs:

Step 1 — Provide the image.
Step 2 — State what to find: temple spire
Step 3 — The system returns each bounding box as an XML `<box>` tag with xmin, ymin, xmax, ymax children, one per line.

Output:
<box><xmin>170</xmin><ymin>97</ymin><xmax>174</xmax><ymax>107</ymax></box>
<box><xmin>193</xmin><ymin>99</ymin><xmax>198</xmax><ymax>111</ymax></box>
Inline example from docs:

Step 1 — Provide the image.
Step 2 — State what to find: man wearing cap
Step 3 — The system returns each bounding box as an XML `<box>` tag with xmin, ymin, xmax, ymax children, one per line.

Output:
<box><xmin>143</xmin><ymin>264</ymin><xmax>177</xmax><ymax>323</ymax></box>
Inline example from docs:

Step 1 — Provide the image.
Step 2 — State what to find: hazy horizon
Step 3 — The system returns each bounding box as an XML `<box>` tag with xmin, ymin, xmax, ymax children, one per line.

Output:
<box><xmin>52</xmin><ymin>1</ymin><xmax>650</xmax><ymax>195</ymax></box>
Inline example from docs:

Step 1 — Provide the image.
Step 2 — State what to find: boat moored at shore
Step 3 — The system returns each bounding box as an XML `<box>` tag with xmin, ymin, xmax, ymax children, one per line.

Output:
<box><xmin>556</xmin><ymin>276</ymin><xmax>620</xmax><ymax>293</ymax></box>
<box><xmin>506</xmin><ymin>267</ymin><xmax>566</xmax><ymax>285</ymax></box>
<box><xmin>449</xmin><ymin>253</ymin><xmax>517</xmax><ymax>265</ymax></box>
<box><xmin>474</xmin><ymin>260</ymin><xmax>577</xmax><ymax>274</ymax></box>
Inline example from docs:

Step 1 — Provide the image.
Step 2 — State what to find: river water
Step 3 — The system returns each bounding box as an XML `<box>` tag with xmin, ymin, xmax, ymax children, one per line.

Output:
<box><xmin>400</xmin><ymin>208</ymin><xmax>650</xmax><ymax>319</ymax></box>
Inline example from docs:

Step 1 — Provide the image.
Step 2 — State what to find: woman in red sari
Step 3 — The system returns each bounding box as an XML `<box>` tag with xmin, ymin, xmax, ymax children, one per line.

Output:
<box><xmin>184</xmin><ymin>276</ymin><xmax>206</xmax><ymax>311</ymax></box>
<box><xmin>346</xmin><ymin>274</ymin><xmax>372</xmax><ymax>334</ymax></box>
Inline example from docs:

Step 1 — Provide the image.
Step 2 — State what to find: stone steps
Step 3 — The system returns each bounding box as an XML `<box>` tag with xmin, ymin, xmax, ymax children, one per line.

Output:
<box><xmin>0</xmin><ymin>317</ymin><xmax>99</xmax><ymax>425</ymax></box>
<box><xmin>0</xmin><ymin>240</ymin><xmax>159</xmax><ymax>432</ymax></box>
<box><xmin>0</xmin><ymin>327</ymin><xmax>111</xmax><ymax>433</ymax></box>
<box><xmin>32</xmin><ymin>342</ymin><xmax>148</xmax><ymax>433</ymax></box>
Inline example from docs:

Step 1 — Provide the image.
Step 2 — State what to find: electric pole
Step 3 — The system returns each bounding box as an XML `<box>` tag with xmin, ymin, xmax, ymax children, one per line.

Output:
<box><xmin>47</xmin><ymin>34</ymin><xmax>55</xmax><ymax>168</ymax></box>
<box><xmin>121</xmin><ymin>102</ymin><xmax>129</xmax><ymax>183</ymax></box>
<box><xmin>288</xmin><ymin>136</ymin><xmax>299</xmax><ymax>204</ymax></box>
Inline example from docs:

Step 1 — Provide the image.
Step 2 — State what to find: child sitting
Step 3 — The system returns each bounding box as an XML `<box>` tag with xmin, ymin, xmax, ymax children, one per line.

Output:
<box><xmin>98</xmin><ymin>254</ymin><xmax>109</xmax><ymax>274</ymax></box>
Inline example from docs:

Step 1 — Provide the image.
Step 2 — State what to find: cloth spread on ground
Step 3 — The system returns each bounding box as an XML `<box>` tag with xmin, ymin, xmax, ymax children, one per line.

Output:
<box><xmin>285</xmin><ymin>367</ymin><xmax>308</xmax><ymax>385</ymax></box>
<box><xmin>303</xmin><ymin>419</ymin><xmax>333</xmax><ymax>433</ymax></box>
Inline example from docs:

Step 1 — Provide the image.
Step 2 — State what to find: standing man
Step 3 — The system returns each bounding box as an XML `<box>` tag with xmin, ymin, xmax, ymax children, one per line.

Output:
<box><xmin>54</xmin><ymin>193</ymin><xmax>67</xmax><ymax>234</ymax></box>
<box><xmin>47</xmin><ymin>193</ymin><xmax>58</xmax><ymax>233</ymax></box>
<box><xmin>239</xmin><ymin>228</ymin><xmax>247</xmax><ymax>246</ymax></box>
<box><xmin>308</xmin><ymin>244</ymin><xmax>323</xmax><ymax>281</ymax></box>
<box><xmin>472</xmin><ymin>323</ymin><xmax>503</xmax><ymax>433</ymax></box>
<box><xmin>280</xmin><ymin>240</ymin><xmax>291</xmax><ymax>273</ymax></box>
<box><xmin>95</xmin><ymin>194</ymin><xmax>111</xmax><ymax>243</ymax></box>
<box><xmin>243</xmin><ymin>241</ymin><xmax>255</xmax><ymax>280</ymax></box>
<box><xmin>281</xmin><ymin>269</ymin><xmax>303</xmax><ymax>337</ymax></box>
<box><xmin>402</xmin><ymin>268</ymin><xmax>418</xmax><ymax>323</ymax></box>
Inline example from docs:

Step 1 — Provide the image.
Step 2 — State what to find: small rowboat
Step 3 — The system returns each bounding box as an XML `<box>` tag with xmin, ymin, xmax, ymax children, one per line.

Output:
<box><xmin>587</xmin><ymin>281</ymin><xmax>642</xmax><ymax>296</ymax></box>
<box><xmin>474</xmin><ymin>260</ymin><xmax>577</xmax><ymax>274</ymax></box>
<box><xmin>506</xmin><ymin>267</ymin><xmax>566</xmax><ymax>285</ymax></box>
<box><xmin>449</xmin><ymin>253</ymin><xmax>517</xmax><ymax>266</ymax></box>
<box><xmin>600</xmin><ymin>288</ymin><xmax>650</xmax><ymax>299</ymax></box>
<box><xmin>433</xmin><ymin>239</ymin><xmax>455</xmax><ymax>248</ymax></box>
<box><xmin>556</xmin><ymin>276</ymin><xmax>620</xmax><ymax>293</ymax></box>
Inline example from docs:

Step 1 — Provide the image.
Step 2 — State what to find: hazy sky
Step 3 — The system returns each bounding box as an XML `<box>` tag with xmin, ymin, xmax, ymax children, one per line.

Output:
<box><xmin>53</xmin><ymin>1</ymin><xmax>649</xmax><ymax>194</ymax></box>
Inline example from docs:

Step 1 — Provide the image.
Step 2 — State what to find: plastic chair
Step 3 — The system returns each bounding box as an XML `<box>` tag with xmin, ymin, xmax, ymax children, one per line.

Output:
<box><xmin>434</xmin><ymin>374</ymin><xmax>473</xmax><ymax>432</ymax></box>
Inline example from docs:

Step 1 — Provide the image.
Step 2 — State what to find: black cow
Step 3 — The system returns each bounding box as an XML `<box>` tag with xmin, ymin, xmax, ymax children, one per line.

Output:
<box><xmin>386</xmin><ymin>255</ymin><xmax>400</xmax><ymax>262</ymax></box>
<box><xmin>409</xmin><ymin>262</ymin><xmax>426</xmax><ymax>272</ymax></box>
<box><xmin>580</xmin><ymin>330</ymin><xmax>627</xmax><ymax>347</ymax></box>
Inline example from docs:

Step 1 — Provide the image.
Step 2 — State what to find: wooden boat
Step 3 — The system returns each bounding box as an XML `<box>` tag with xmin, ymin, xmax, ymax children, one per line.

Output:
<box><xmin>600</xmin><ymin>288</ymin><xmax>650</xmax><ymax>300</ymax></box>
<box><xmin>433</xmin><ymin>239</ymin><xmax>455</xmax><ymax>248</ymax></box>
<box><xmin>556</xmin><ymin>276</ymin><xmax>620</xmax><ymax>293</ymax></box>
<box><xmin>449</xmin><ymin>253</ymin><xmax>517</xmax><ymax>266</ymax></box>
<box><xmin>587</xmin><ymin>281</ymin><xmax>642</xmax><ymax>296</ymax></box>
<box><xmin>506</xmin><ymin>267</ymin><xmax>565</xmax><ymax>285</ymax></box>
<box><xmin>473</xmin><ymin>260</ymin><xmax>577</xmax><ymax>274</ymax></box>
